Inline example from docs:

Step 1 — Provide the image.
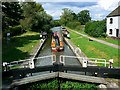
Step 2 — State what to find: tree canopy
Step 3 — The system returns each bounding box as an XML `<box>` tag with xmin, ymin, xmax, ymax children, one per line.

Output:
<box><xmin>60</xmin><ymin>8</ymin><xmax>75</xmax><ymax>25</ymax></box>
<box><xmin>2</xmin><ymin>2</ymin><xmax>23</xmax><ymax>32</ymax></box>
<box><xmin>77</xmin><ymin>10</ymin><xmax>91</xmax><ymax>25</ymax></box>
<box><xmin>2</xmin><ymin>1</ymin><xmax>53</xmax><ymax>37</ymax></box>
<box><xmin>85</xmin><ymin>20</ymin><xmax>106</xmax><ymax>37</ymax></box>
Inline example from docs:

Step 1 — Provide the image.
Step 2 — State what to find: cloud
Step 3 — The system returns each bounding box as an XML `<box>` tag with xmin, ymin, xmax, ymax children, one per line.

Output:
<box><xmin>41</xmin><ymin>2</ymin><xmax>98</xmax><ymax>19</ymax></box>
<box><xmin>36</xmin><ymin>0</ymin><xmax>98</xmax><ymax>2</ymax></box>
<box><xmin>97</xmin><ymin>0</ymin><xmax>119</xmax><ymax>11</ymax></box>
<box><xmin>50</xmin><ymin>2</ymin><xmax>97</xmax><ymax>8</ymax></box>
<box><xmin>39</xmin><ymin>0</ymin><xmax>120</xmax><ymax>20</ymax></box>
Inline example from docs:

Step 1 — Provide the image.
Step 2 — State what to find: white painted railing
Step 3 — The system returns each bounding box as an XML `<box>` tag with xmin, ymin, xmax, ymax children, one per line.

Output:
<box><xmin>5</xmin><ymin>55</ymin><xmax>56</xmax><ymax>69</ymax></box>
<box><xmin>60</xmin><ymin>55</ymin><xmax>109</xmax><ymax>67</ymax></box>
<box><xmin>35</xmin><ymin>55</ymin><xmax>56</xmax><ymax>64</ymax></box>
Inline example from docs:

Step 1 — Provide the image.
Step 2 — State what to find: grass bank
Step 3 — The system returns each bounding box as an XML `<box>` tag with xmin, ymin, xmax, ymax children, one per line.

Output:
<box><xmin>68</xmin><ymin>29</ymin><xmax>119</xmax><ymax>67</ymax></box>
<box><xmin>20</xmin><ymin>79</ymin><xmax>97</xmax><ymax>90</ymax></box>
<box><xmin>2</xmin><ymin>31</ymin><xmax>40</xmax><ymax>62</ymax></box>
<box><xmin>66</xmin><ymin>27</ymin><xmax>120</xmax><ymax>46</ymax></box>
<box><xmin>98</xmin><ymin>37</ymin><xmax>120</xmax><ymax>46</ymax></box>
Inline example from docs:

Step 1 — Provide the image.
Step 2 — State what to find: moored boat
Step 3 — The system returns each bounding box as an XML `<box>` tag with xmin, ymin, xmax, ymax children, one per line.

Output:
<box><xmin>51</xmin><ymin>32</ymin><xmax>64</xmax><ymax>52</ymax></box>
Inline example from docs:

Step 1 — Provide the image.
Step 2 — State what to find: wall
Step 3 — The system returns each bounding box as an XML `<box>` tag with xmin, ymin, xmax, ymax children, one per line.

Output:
<box><xmin>106</xmin><ymin>16</ymin><xmax>120</xmax><ymax>37</ymax></box>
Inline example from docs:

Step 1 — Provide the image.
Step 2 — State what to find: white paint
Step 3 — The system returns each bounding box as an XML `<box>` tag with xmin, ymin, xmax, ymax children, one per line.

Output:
<box><xmin>82</xmin><ymin>59</ymin><xmax>88</xmax><ymax>67</ymax></box>
<box><xmin>98</xmin><ymin>0</ymin><xmax>119</xmax><ymax>11</ymax></box>
<box><xmin>106</xmin><ymin>16</ymin><xmax>120</xmax><ymax>37</ymax></box>
<box><xmin>7</xmin><ymin>33</ymin><xmax>10</xmax><ymax>37</ymax></box>
<box><xmin>3</xmin><ymin>62</ymin><xmax>7</xmax><ymax>66</ymax></box>
<box><xmin>29</xmin><ymin>59</ymin><xmax>35</xmax><ymax>69</ymax></box>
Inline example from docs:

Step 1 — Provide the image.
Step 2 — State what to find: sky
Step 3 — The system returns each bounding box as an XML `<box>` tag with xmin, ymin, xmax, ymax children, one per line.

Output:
<box><xmin>35</xmin><ymin>0</ymin><xmax>120</xmax><ymax>20</ymax></box>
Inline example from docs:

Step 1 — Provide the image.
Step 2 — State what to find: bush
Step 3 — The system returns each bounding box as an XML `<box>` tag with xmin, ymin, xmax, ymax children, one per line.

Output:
<box><xmin>66</xmin><ymin>21</ymin><xmax>81</xmax><ymax>30</ymax></box>
<box><xmin>85</xmin><ymin>20</ymin><xmax>106</xmax><ymax>37</ymax></box>
<box><xmin>9</xmin><ymin>25</ymin><xmax>24</xmax><ymax>36</ymax></box>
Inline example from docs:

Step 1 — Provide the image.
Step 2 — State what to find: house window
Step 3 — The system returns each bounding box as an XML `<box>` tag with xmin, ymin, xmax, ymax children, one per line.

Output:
<box><xmin>109</xmin><ymin>29</ymin><xmax>112</xmax><ymax>34</ymax></box>
<box><xmin>110</xmin><ymin>18</ymin><xmax>113</xmax><ymax>24</ymax></box>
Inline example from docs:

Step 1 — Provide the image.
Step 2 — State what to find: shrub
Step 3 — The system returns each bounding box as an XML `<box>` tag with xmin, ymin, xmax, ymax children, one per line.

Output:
<box><xmin>66</xmin><ymin>21</ymin><xmax>81</xmax><ymax>30</ymax></box>
<box><xmin>85</xmin><ymin>20</ymin><xmax>106</xmax><ymax>37</ymax></box>
<box><xmin>9</xmin><ymin>25</ymin><xmax>24</xmax><ymax>36</ymax></box>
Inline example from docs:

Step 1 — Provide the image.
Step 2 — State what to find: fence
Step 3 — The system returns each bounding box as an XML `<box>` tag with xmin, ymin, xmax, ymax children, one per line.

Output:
<box><xmin>60</xmin><ymin>55</ymin><xmax>109</xmax><ymax>67</ymax></box>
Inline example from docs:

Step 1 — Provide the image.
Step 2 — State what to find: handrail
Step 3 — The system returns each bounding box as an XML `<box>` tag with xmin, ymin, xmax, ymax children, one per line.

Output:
<box><xmin>60</xmin><ymin>55</ymin><xmax>108</xmax><ymax>67</ymax></box>
<box><xmin>3</xmin><ymin>65</ymin><xmax>120</xmax><ymax>78</ymax></box>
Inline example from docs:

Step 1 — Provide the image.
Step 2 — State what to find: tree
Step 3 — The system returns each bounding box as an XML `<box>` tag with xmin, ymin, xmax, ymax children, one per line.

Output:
<box><xmin>60</xmin><ymin>8</ymin><xmax>74</xmax><ymax>25</ymax></box>
<box><xmin>85</xmin><ymin>20</ymin><xmax>107</xmax><ymax>37</ymax></box>
<box><xmin>20</xmin><ymin>2</ymin><xmax>52</xmax><ymax>33</ymax></box>
<box><xmin>2</xmin><ymin>1</ymin><xmax>23</xmax><ymax>33</ymax></box>
<box><xmin>32</xmin><ymin>11</ymin><xmax>52</xmax><ymax>32</ymax></box>
<box><xmin>20</xmin><ymin>2</ymin><xmax>41</xmax><ymax>31</ymax></box>
<box><xmin>50</xmin><ymin>20</ymin><xmax>61</xmax><ymax>27</ymax></box>
<box><xmin>77</xmin><ymin>10</ymin><xmax>91</xmax><ymax>25</ymax></box>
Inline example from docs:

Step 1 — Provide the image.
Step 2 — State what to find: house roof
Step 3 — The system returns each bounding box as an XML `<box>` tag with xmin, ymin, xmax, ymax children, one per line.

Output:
<box><xmin>107</xmin><ymin>6</ymin><xmax>120</xmax><ymax>17</ymax></box>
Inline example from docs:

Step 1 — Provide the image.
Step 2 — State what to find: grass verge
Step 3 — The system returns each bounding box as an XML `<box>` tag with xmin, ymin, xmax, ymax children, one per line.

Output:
<box><xmin>98</xmin><ymin>37</ymin><xmax>120</xmax><ymax>46</ymax></box>
<box><xmin>20</xmin><ymin>79</ymin><xmax>97</xmax><ymax>90</ymax></box>
<box><xmin>66</xmin><ymin>27</ymin><xmax>120</xmax><ymax>46</ymax></box>
<box><xmin>68</xmin><ymin>29</ymin><xmax>119</xmax><ymax>67</ymax></box>
<box><xmin>2</xmin><ymin>31</ymin><xmax>40</xmax><ymax>62</ymax></box>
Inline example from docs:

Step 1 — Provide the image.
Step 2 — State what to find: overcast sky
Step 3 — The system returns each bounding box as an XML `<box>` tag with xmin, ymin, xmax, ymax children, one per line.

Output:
<box><xmin>35</xmin><ymin>0</ymin><xmax>120</xmax><ymax>20</ymax></box>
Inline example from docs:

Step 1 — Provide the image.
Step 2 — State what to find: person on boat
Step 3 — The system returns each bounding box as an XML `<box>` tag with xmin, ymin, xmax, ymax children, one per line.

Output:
<box><xmin>54</xmin><ymin>32</ymin><xmax>60</xmax><ymax>46</ymax></box>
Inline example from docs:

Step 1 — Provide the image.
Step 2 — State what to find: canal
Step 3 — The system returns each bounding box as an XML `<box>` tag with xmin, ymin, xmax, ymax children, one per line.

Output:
<box><xmin>35</xmin><ymin>27</ymin><xmax>81</xmax><ymax>67</ymax></box>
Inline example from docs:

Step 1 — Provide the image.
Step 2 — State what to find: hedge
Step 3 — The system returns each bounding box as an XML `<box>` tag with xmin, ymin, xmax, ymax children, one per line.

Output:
<box><xmin>85</xmin><ymin>20</ymin><xmax>107</xmax><ymax>37</ymax></box>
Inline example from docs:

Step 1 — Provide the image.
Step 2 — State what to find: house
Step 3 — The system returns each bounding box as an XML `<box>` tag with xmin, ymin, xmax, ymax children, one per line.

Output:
<box><xmin>106</xmin><ymin>6</ymin><xmax>120</xmax><ymax>38</ymax></box>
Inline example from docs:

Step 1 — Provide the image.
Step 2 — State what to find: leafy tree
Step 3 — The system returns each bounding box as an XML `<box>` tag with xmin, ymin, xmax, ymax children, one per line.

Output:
<box><xmin>20</xmin><ymin>2</ymin><xmax>52</xmax><ymax>33</ymax></box>
<box><xmin>60</xmin><ymin>8</ymin><xmax>74</xmax><ymax>25</ymax></box>
<box><xmin>32</xmin><ymin>11</ymin><xmax>52</xmax><ymax>32</ymax></box>
<box><xmin>66</xmin><ymin>21</ymin><xmax>81</xmax><ymax>30</ymax></box>
<box><xmin>51</xmin><ymin>20</ymin><xmax>61</xmax><ymax>27</ymax></box>
<box><xmin>85</xmin><ymin>20</ymin><xmax>107</xmax><ymax>37</ymax></box>
<box><xmin>2</xmin><ymin>1</ymin><xmax>23</xmax><ymax>36</ymax></box>
<box><xmin>20</xmin><ymin>2</ymin><xmax>41</xmax><ymax>31</ymax></box>
<box><xmin>72</xmin><ymin>12</ymin><xmax>78</xmax><ymax>21</ymax></box>
<box><xmin>77</xmin><ymin>10</ymin><xmax>91</xmax><ymax>25</ymax></box>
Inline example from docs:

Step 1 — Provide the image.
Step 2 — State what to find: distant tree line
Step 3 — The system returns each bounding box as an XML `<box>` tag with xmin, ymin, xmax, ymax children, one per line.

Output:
<box><xmin>60</xmin><ymin>8</ymin><xmax>91</xmax><ymax>25</ymax></box>
<box><xmin>60</xmin><ymin>8</ymin><xmax>107</xmax><ymax>37</ymax></box>
<box><xmin>2</xmin><ymin>0</ymin><xmax>53</xmax><ymax>37</ymax></box>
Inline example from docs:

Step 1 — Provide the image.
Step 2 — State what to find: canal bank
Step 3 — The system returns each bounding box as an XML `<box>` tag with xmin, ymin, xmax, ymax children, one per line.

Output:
<box><xmin>64</xmin><ymin>37</ymin><xmax>97</xmax><ymax>67</ymax></box>
<box><xmin>35</xmin><ymin>27</ymin><xmax>81</xmax><ymax>67</ymax></box>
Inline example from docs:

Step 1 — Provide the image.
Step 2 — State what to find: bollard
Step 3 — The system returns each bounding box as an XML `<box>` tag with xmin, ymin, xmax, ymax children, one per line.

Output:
<box><xmin>108</xmin><ymin>59</ymin><xmax>113</xmax><ymax>68</ymax></box>
<box><xmin>29</xmin><ymin>59</ymin><xmax>35</xmax><ymax>69</ymax></box>
<box><xmin>82</xmin><ymin>59</ymin><xmax>88</xmax><ymax>67</ymax></box>
<box><xmin>3</xmin><ymin>62</ymin><xmax>8</xmax><ymax>71</ymax></box>
<box><xmin>40</xmin><ymin>34</ymin><xmax>42</xmax><ymax>38</ymax></box>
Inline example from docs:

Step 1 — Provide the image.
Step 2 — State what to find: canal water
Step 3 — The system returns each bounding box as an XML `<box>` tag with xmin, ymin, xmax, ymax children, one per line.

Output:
<box><xmin>35</xmin><ymin>27</ymin><xmax>81</xmax><ymax>67</ymax></box>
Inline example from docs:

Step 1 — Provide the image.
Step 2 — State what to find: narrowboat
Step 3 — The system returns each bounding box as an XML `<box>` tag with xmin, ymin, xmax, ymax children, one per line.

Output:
<box><xmin>51</xmin><ymin>32</ymin><xmax>64</xmax><ymax>52</ymax></box>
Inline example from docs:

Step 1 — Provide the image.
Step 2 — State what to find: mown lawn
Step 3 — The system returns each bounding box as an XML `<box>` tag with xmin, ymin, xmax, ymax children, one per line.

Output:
<box><xmin>69</xmin><ymin>30</ymin><xmax>119</xmax><ymax>67</ymax></box>
<box><xmin>66</xmin><ymin>27</ymin><xmax>120</xmax><ymax>46</ymax></box>
<box><xmin>98</xmin><ymin>37</ymin><xmax>120</xmax><ymax>46</ymax></box>
<box><xmin>2</xmin><ymin>31</ymin><xmax>40</xmax><ymax>62</ymax></box>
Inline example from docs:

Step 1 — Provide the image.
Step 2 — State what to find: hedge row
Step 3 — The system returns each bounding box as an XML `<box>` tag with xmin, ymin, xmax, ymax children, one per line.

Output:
<box><xmin>85</xmin><ymin>20</ymin><xmax>107</xmax><ymax>37</ymax></box>
<box><xmin>3</xmin><ymin>25</ymin><xmax>25</xmax><ymax>37</ymax></box>
<box><xmin>66</xmin><ymin>21</ymin><xmax>81</xmax><ymax>30</ymax></box>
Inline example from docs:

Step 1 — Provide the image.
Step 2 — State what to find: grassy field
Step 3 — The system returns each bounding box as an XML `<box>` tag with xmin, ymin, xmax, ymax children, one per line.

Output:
<box><xmin>2</xmin><ymin>31</ymin><xmax>40</xmax><ymax>62</ymax></box>
<box><xmin>66</xmin><ymin>27</ymin><xmax>120</xmax><ymax>46</ymax></box>
<box><xmin>69</xmin><ymin>29</ymin><xmax>119</xmax><ymax>67</ymax></box>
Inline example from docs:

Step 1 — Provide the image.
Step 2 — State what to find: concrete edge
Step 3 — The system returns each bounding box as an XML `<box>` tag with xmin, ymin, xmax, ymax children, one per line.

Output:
<box><xmin>63</xmin><ymin>37</ymin><xmax>84</xmax><ymax>65</ymax></box>
<box><xmin>64</xmin><ymin>37</ymin><xmax>97</xmax><ymax>66</ymax></box>
<box><xmin>32</xmin><ymin>39</ymin><xmax>47</xmax><ymax>60</ymax></box>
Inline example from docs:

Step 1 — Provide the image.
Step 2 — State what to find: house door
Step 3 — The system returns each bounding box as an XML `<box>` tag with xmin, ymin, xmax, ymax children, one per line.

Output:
<box><xmin>116</xmin><ymin>29</ymin><xmax>119</xmax><ymax>37</ymax></box>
